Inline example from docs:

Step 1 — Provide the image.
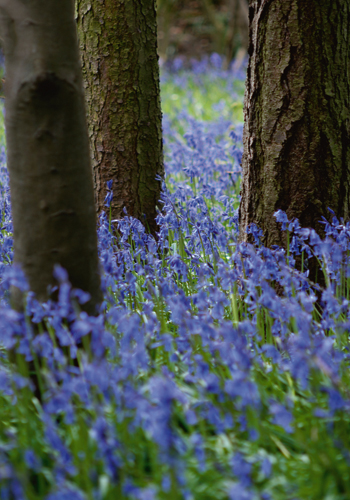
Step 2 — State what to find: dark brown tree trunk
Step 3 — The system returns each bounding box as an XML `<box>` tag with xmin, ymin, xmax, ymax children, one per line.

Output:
<box><xmin>0</xmin><ymin>0</ymin><xmax>102</xmax><ymax>314</ymax></box>
<box><xmin>239</xmin><ymin>0</ymin><xmax>350</xmax><ymax>248</ymax></box>
<box><xmin>76</xmin><ymin>0</ymin><xmax>164</xmax><ymax>236</ymax></box>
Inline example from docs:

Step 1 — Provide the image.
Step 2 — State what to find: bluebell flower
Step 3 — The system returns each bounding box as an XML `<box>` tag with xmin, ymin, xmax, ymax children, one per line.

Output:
<box><xmin>46</xmin><ymin>486</ymin><xmax>86</xmax><ymax>500</ymax></box>
<box><xmin>190</xmin><ymin>433</ymin><xmax>206</xmax><ymax>471</ymax></box>
<box><xmin>161</xmin><ymin>474</ymin><xmax>172</xmax><ymax>492</ymax></box>
<box><xmin>71</xmin><ymin>288</ymin><xmax>91</xmax><ymax>305</ymax></box>
<box><xmin>269</xmin><ymin>403</ymin><xmax>293</xmax><ymax>433</ymax></box>
<box><xmin>134</xmin><ymin>486</ymin><xmax>158</xmax><ymax>500</ymax></box>
<box><xmin>274</xmin><ymin>210</ymin><xmax>289</xmax><ymax>231</ymax></box>
<box><xmin>210</xmin><ymin>52</ymin><xmax>223</xmax><ymax>69</ymax></box>
<box><xmin>104</xmin><ymin>189</ymin><xmax>113</xmax><ymax>208</ymax></box>
<box><xmin>324</xmin><ymin>387</ymin><xmax>346</xmax><ymax>413</ymax></box>
<box><xmin>231</xmin><ymin>452</ymin><xmax>252</xmax><ymax>487</ymax></box>
<box><xmin>53</xmin><ymin>264</ymin><xmax>69</xmax><ymax>284</ymax></box>
<box><xmin>2</xmin><ymin>264</ymin><xmax>29</xmax><ymax>292</ymax></box>
<box><xmin>225</xmin><ymin>376</ymin><xmax>260</xmax><ymax>409</ymax></box>
<box><xmin>260</xmin><ymin>456</ymin><xmax>272</xmax><ymax>478</ymax></box>
<box><xmin>24</xmin><ymin>449</ymin><xmax>41</xmax><ymax>472</ymax></box>
<box><xmin>228</xmin><ymin>482</ymin><xmax>254</xmax><ymax>500</ymax></box>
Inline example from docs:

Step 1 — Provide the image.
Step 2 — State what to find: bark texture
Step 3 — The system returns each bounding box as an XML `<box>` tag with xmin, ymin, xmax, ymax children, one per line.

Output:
<box><xmin>239</xmin><ymin>0</ymin><xmax>350</xmax><ymax>247</ymax></box>
<box><xmin>0</xmin><ymin>0</ymin><xmax>102</xmax><ymax>313</ymax></box>
<box><xmin>76</xmin><ymin>0</ymin><xmax>163</xmax><ymax>235</ymax></box>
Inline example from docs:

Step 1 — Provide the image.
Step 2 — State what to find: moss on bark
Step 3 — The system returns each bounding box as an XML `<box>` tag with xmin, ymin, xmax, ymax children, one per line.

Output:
<box><xmin>76</xmin><ymin>0</ymin><xmax>163</xmax><ymax>235</ymax></box>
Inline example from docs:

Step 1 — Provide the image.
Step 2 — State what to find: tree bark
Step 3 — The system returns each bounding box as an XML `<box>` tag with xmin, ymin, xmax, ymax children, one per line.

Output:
<box><xmin>0</xmin><ymin>0</ymin><xmax>102</xmax><ymax>314</ymax></box>
<box><xmin>76</xmin><ymin>0</ymin><xmax>163</xmax><ymax>236</ymax></box>
<box><xmin>239</xmin><ymin>0</ymin><xmax>350</xmax><ymax>248</ymax></box>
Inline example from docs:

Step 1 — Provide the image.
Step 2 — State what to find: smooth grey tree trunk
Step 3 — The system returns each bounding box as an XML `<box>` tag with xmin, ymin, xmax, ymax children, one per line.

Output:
<box><xmin>0</xmin><ymin>0</ymin><xmax>102</xmax><ymax>314</ymax></box>
<box><xmin>239</xmin><ymin>0</ymin><xmax>350</xmax><ymax>250</ymax></box>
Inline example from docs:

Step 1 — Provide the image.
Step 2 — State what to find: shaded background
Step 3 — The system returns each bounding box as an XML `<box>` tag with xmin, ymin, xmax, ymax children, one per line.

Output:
<box><xmin>157</xmin><ymin>0</ymin><xmax>248</xmax><ymax>65</ymax></box>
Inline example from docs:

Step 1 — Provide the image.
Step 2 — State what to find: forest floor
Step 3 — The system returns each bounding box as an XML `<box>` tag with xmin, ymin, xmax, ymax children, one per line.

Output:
<box><xmin>0</xmin><ymin>58</ymin><xmax>349</xmax><ymax>500</ymax></box>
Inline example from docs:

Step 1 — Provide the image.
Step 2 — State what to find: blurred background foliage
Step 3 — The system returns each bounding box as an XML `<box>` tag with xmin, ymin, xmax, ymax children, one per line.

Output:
<box><xmin>157</xmin><ymin>0</ymin><xmax>248</xmax><ymax>65</ymax></box>
<box><xmin>0</xmin><ymin>0</ymin><xmax>248</xmax><ymax>97</ymax></box>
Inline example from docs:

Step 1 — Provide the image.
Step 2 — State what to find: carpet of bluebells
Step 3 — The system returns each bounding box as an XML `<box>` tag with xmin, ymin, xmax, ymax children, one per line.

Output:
<box><xmin>1</xmin><ymin>55</ymin><xmax>350</xmax><ymax>500</ymax></box>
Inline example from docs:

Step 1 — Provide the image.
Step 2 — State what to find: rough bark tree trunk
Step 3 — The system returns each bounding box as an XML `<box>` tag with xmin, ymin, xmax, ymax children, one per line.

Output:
<box><xmin>0</xmin><ymin>0</ymin><xmax>102</xmax><ymax>314</ymax></box>
<box><xmin>239</xmin><ymin>0</ymin><xmax>350</xmax><ymax>248</ymax></box>
<box><xmin>76</xmin><ymin>0</ymin><xmax>163</xmax><ymax>236</ymax></box>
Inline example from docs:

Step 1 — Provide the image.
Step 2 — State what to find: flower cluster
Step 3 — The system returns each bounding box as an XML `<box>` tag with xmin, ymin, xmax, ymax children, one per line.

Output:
<box><xmin>0</xmin><ymin>62</ymin><xmax>349</xmax><ymax>500</ymax></box>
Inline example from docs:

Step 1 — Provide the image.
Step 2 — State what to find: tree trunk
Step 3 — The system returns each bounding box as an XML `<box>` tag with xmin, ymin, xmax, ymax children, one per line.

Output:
<box><xmin>76</xmin><ymin>0</ymin><xmax>163</xmax><ymax>236</ymax></box>
<box><xmin>239</xmin><ymin>0</ymin><xmax>350</xmax><ymax>248</ymax></box>
<box><xmin>0</xmin><ymin>0</ymin><xmax>102</xmax><ymax>314</ymax></box>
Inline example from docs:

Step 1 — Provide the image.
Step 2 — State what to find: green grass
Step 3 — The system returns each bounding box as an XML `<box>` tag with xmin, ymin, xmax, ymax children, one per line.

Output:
<box><xmin>160</xmin><ymin>69</ymin><xmax>245</xmax><ymax>124</ymax></box>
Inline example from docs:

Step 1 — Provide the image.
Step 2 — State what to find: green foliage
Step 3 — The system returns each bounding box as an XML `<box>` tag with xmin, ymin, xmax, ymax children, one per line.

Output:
<box><xmin>161</xmin><ymin>69</ymin><xmax>244</xmax><ymax>124</ymax></box>
<box><xmin>0</xmin><ymin>63</ymin><xmax>350</xmax><ymax>500</ymax></box>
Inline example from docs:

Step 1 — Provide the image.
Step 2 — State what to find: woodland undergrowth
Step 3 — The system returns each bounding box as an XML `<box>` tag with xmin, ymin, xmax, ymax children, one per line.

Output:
<box><xmin>0</xmin><ymin>55</ymin><xmax>349</xmax><ymax>500</ymax></box>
